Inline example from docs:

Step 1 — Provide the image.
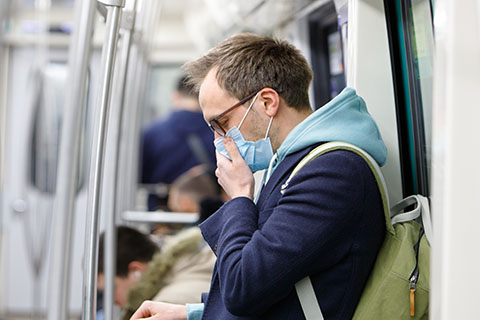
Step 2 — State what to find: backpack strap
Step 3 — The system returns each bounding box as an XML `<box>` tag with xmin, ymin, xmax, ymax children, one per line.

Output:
<box><xmin>295</xmin><ymin>277</ymin><xmax>324</xmax><ymax>320</ymax></box>
<box><xmin>390</xmin><ymin>194</ymin><xmax>432</xmax><ymax>245</ymax></box>
<box><xmin>390</xmin><ymin>195</ymin><xmax>422</xmax><ymax>225</ymax></box>
<box><xmin>418</xmin><ymin>195</ymin><xmax>432</xmax><ymax>245</ymax></box>
<box><xmin>284</xmin><ymin>141</ymin><xmax>393</xmax><ymax>235</ymax></box>
<box><xmin>289</xmin><ymin>141</ymin><xmax>391</xmax><ymax>320</ymax></box>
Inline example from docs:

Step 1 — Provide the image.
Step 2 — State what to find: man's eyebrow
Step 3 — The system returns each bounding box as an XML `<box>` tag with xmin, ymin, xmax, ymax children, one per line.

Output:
<box><xmin>206</xmin><ymin>111</ymin><xmax>224</xmax><ymax>123</ymax></box>
<box><xmin>205</xmin><ymin>115</ymin><xmax>215</xmax><ymax>123</ymax></box>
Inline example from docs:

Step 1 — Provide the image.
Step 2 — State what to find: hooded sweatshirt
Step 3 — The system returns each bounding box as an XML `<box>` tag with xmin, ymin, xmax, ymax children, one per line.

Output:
<box><xmin>268</xmin><ymin>87</ymin><xmax>387</xmax><ymax>179</ymax></box>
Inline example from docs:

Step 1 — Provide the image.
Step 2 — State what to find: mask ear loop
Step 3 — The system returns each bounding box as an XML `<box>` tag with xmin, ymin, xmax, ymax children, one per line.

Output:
<box><xmin>264</xmin><ymin>116</ymin><xmax>274</xmax><ymax>139</ymax></box>
<box><xmin>238</xmin><ymin>92</ymin><xmax>261</xmax><ymax>129</ymax></box>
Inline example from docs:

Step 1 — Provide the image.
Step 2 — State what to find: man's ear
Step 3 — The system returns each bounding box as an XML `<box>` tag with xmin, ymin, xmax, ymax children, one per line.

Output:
<box><xmin>128</xmin><ymin>261</ymin><xmax>148</xmax><ymax>274</ymax></box>
<box><xmin>258</xmin><ymin>88</ymin><xmax>280</xmax><ymax>118</ymax></box>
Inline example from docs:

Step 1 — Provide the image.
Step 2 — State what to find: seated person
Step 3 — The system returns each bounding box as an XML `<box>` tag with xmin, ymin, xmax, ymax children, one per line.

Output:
<box><xmin>97</xmin><ymin>226</ymin><xmax>159</xmax><ymax>308</ymax></box>
<box><xmin>99</xmin><ymin>166</ymin><xmax>221</xmax><ymax>319</ymax></box>
<box><xmin>122</xmin><ymin>166</ymin><xmax>221</xmax><ymax>319</ymax></box>
<box><xmin>98</xmin><ymin>225</ymin><xmax>215</xmax><ymax>320</ymax></box>
<box><xmin>141</xmin><ymin>76</ymin><xmax>215</xmax><ymax>211</ymax></box>
<box><xmin>152</xmin><ymin>164</ymin><xmax>222</xmax><ymax>236</ymax></box>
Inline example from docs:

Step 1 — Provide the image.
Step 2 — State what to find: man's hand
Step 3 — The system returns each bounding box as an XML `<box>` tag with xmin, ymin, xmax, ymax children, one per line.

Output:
<box><xmin>216</xmin><ymin>137</ymin><xmax>254</xmax><ymax>199</ymax></box>
<box><xmin>130</xmin><ymin>301</ymin><xmax>187</xmax><ymax>320</ymax></box>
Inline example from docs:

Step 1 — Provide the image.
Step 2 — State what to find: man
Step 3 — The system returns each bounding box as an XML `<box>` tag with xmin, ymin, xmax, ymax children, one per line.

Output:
<box><xmin>131</xmin><ymin>33</ymin><xmax>386</xmax><ymax>320</ymax></box>
<box><xmin>167</xmin><ymin>165</ymin><xmax>220</xmax><ymax>215</ymax></box>
<box><xmin>98</xmin><ymin>226</ymin><xmax>159</xmax><ymax>308</ymax></box>
<box><xmin>100</xmin><ymin>167</ymin><xmax>221</xmax><ymax>318</ymax></box>
<box><xmin>98</xmin><ymin>224</ymin><xmax>215</xmax><ymax>317</ymax></box>
<box><xmin>142</xmin><ymin>76</ymin><xmax>216</xmax><ymax>210</ymax></box>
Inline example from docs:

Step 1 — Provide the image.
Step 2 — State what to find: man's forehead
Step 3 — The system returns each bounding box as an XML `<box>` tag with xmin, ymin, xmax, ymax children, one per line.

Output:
<box><xmin>198</xmin><ymin>68</ymin><xmax>220</xmax><ymax>101</ymax></box>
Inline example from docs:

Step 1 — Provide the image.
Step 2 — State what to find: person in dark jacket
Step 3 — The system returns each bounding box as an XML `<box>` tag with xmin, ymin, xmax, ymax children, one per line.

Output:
<box><xmin>141</xmin><ymin>76</ymin><xmax>215</xmax><ymax>210</ymax></box>
<box><xmin>131</xmin><ymin>33</ymin><xmax>386</xmax><ymax>320</ymax></box>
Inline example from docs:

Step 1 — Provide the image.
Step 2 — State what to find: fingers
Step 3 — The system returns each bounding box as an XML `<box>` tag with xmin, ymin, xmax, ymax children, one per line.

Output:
<box><xmin>223</xmin><ymin>137</ymin><xmax>242</xmax><ymax>163</ymax></box>
<box><xmin>215</xmin><ymin>167</ymin><xmax>226</xmax><ymax>191</ymax></box>
<box><xmin>130</xmin><ymin>301</ymin><xmax>154</xmax><ymax>320</ymax></box>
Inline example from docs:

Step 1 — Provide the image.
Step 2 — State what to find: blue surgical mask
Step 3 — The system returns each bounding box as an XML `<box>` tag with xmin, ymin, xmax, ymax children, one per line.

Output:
<box><xmin>214</xmin><ymin>92</ymin><xmax>274</xmax><ymax>172</ymax></box>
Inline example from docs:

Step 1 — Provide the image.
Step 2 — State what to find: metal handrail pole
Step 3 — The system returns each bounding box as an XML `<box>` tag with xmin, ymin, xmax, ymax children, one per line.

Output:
<box><xmin>81</xmin><ymin>4</ymin><xmax>123</xmax><ymax>320</ymax></box>
<box><xmin>121</xmin><ymin>0</ymin><xmax>161</xmax><ymax>212</ymax></box>
<box><xmin>104</xmin><ymin>2</ymin><xmax>137</xmax><ymax>319</ymax></box>
<box><xmin>0</xmin><ymin>0</ymin><xmax>11</xmax><ymax>215</ymax></box>
<box><xmin>117</xmin><ymin>0</ymin><xmax>146</xmax><ymax>214</ymax></box>
<box><xmin>47</xmin><ymin>0</ymin><xmax>96</xmax><ymax>319</ymax></box>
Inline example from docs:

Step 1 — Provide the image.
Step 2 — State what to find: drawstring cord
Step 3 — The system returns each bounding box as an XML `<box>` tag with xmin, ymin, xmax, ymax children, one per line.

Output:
<box><xmin>254</xmin><ymin>153</ymin><xmax>278</xmax><ymax>204</ymax></box>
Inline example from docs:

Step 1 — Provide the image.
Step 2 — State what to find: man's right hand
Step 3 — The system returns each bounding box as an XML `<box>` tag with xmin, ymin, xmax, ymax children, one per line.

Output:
<box><xmin>130</xmin><ymin>301</ymin><xmax>187</xmax><ymax>320</ymax></box>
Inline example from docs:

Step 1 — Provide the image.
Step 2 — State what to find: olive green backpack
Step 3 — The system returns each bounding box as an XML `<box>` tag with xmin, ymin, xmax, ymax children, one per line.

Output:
<box><xmin>291</xmin><ymin>141</ymin><xmax>432</xmax><ymax>320</ymax></box>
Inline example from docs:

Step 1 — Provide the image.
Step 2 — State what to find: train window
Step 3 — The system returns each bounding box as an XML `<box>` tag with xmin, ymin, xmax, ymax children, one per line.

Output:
<box><xmin>29</xmin><ymin>62</ymin><xmax>90</xmax><ymax>193</ymax></box>
<box><xmin>327</xmin><ymin>30</ymin><xmax>346</xmax><ymax>98</ymax></box>
<box><xmin>384</xmin><ymin>0</ymin><xmax>434</xmax><ymax>196</ymax></box>
<box><xmin>308</xmin><ymin>3</ymin><xmax>346</xmax><ymax>109</ymax></box>
<box><xmin>407</xmin><ymin>0</ymin><xmax>434</xmax><ymax>188</ymax></box>
<box><xmin>29</xmin><ymin>63</ymin><xmax>66</xmax><ymax>194</ymax></box>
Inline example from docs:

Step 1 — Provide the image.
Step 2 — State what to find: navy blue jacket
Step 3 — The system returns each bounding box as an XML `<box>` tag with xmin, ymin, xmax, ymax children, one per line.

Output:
<box><xmin>199</xmin><ymin>144</ymin><xmax>385</xmax><ymax>319</ymax></box>
<box><xmin>141</xmin><ymin>110</ymin><xmax>215</xmax><ymax>209</ymax></box>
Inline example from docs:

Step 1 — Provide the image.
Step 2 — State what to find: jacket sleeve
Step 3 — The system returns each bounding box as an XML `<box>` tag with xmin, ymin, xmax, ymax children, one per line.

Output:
<box><xmin>199</xmin><ymin>151</ymin><xmax>369</xmax><ymax>316</ymax></box>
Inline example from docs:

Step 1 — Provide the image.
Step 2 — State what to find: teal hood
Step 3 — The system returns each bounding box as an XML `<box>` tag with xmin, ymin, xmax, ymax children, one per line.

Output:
<box><xmin>272</xmin><ymin>87</ymin><xmax>387</xmax><ymax>173</ymax></box>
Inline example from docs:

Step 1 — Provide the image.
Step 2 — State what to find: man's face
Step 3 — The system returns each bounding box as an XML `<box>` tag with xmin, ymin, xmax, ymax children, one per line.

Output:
<box><xmin>199</xmin><ymin>68</ymin><xmax>265</xmax><ymax>142</ymax></box>
<box><xmin>97</xmin><ymin>272</ymin><xmax>141</xmax><ymax>308</ymax></box>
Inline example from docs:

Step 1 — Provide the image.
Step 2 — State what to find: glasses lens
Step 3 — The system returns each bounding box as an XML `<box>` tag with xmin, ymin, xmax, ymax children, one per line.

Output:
<box><xmin>210</xmin><ymin>120</ymin><xmax>226</xmax><ymax>136</ymax></box>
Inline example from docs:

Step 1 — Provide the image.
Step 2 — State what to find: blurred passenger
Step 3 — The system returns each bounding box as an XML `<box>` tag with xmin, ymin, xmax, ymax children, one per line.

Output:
<box><xmin>151</xmin><ymin>164</ymin><xmax>222</xmax><ymax>236</ymax></box>
<box><xmin>167</xmin><ymin>165</ymin><xmax>220</xmax><ymax>214</ymax></box>
<box><xmin>121</xmin><ymin>166</ymin><xmax>220</xmax><ymax>319</ymax></box>
<box><xmin>131</xmin><ymin>33</ymin><xmax>386</xmax><ymax>320</ymax></box>
<box><xmin>97</xmin><ymin>226</ymin><xmax>159</xmax><ymax>308</ymax></box>
<box><xmin>98</xmin><ymin>226</ymin><xmax>216</xmax><ymax>319</ymax></box>
<box><xmin>141</xmin><ymin>75</ymin><xmax>216</xmax><ymax>210</ymax></box>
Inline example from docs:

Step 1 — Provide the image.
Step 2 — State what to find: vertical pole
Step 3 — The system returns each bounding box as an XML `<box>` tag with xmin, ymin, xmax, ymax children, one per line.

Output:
<box><xmin>103</xmin><ymin>1</ymin><xmax>136</xmax><ymax>319</ymax></box>
<box><xmin>81</xmin><ymin>2</ymin><xmax>124</xmax><ymax>319</ymax></box>
<box><xmin>0</xmin><ymin>1</ymin><xmax>11</xmax><ymax>313</ymax></box>
<box><xmin>47</xmin><ymin>0</ymin><xmax>96</xmax><ymax>319</ymax></box>
<box><xmin>119</xmin><ymin>0</ymin><xmax>161</xmax><ymax>213</ymax></box>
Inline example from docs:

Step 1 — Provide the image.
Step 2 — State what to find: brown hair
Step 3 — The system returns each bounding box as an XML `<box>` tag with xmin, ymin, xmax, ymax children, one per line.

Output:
<box><xmin>183</xmin><ymin>33</ymin><xmax>313</xmax><ymax>110</ymax></box>
<box><xmin>98</xmin><ymin>226</ymin><xmax>159</xmax><ymax>277</ymax></box>
<box><xmin>170</xmin><ymin>165</ymin><xmax>219</xmax><ymax>205</ymax></box>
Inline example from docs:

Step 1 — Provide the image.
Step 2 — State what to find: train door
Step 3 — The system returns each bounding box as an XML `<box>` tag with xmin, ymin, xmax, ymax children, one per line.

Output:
<box><xmin>0</xmin><ymin>0</ymin><xmax>100</xmax><ymax>317</ymax></box>
<box><xmin>3</xmin><ymin>47</ymin><xmax>67</xmax><ymax>315</ymax></box>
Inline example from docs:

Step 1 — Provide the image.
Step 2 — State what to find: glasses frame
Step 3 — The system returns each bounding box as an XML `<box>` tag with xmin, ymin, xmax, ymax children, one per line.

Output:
<box><xmin>208</xmin><ymin>91</ymin><xmax>258</xmax><ymax>136</ymax></box>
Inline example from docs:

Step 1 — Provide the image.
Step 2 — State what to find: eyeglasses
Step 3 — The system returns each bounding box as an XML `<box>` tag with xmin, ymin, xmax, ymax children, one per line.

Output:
<box><xmin>208</xmin><ymin>91</ymin><xmax>258</xmax><ymax>136</ymax></box>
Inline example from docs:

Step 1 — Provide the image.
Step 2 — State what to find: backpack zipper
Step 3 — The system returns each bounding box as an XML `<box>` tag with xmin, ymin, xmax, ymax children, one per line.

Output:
<box><xmin>409</xmin><ymin>228</ymin><xmax>424</xmax><ymax>317</ymax></box>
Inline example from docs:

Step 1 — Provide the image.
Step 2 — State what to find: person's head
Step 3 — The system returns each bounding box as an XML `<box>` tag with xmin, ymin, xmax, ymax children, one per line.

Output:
<box><xmin>97</xmin><ymin>226</ymin><xmax>159</xmax><ymax>308</ymax></box>
<box><xmin>171</xmin><ymin>75</ymin><xmax>200</xmax><ymax>111</ymax></box>
<box><xmin>183</xmin><ymin>33</ymin><xmax>313</xmax><ymax>152</ymax></box>
<box><xmin>168</xmin><ymin>165</ymin><xmax>219</xmax><ymax>213</ymax></box>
